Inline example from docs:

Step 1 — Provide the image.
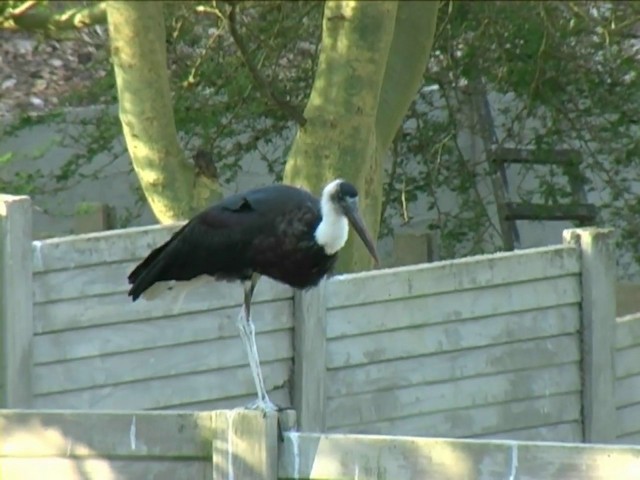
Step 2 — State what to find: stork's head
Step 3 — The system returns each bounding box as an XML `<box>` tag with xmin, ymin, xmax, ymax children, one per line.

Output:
<box><xmin>316</xmin><ymin>179</ymin><xmax>379</xmax><ymax>265</ymax></box>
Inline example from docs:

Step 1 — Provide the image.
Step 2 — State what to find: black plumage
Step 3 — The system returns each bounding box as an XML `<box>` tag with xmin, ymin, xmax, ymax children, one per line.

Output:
<box><xmin>128</xmin><ymin>184</ymin><xmax>337</xmax><ymax>300</ymax></box>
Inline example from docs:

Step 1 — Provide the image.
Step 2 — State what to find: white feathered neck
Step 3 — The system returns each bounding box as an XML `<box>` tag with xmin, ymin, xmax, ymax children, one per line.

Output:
<box><xmin>314</xmin><ymin>180</ymin><xmax>349</xmax><ymax>255</ymax></box>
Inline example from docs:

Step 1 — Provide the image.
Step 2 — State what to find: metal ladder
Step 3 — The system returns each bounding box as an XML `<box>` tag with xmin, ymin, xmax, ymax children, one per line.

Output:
<box><xmin>470</xmin><ymin>80</ymin><xmax>597</xmax><ymax>250</ymax></box>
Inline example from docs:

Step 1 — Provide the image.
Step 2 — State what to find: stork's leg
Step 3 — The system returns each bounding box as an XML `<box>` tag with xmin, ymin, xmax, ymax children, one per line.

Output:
<box><xmin>236</xmin><ymin>275</ymin><xmax>277</xmax><ymax>411</ymax></box>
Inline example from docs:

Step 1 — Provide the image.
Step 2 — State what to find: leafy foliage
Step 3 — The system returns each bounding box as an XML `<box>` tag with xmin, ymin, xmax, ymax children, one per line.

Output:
<box><xmin>382</xmin><ymin>1</ymin><xmax>640</xmax><ymax>277</ymax></box>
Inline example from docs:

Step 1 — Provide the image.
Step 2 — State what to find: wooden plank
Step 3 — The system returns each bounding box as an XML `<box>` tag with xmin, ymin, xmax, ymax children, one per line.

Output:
<box><xmin>0</xmin><ymin>458</ymin><xmax>209</xmax><ymax>479</ymax></box>
<box><xmin>73</xmin><ymin>202</ymin><xmax>116</xmax><ymax>234</ymax></box>
<box><xmin>564</xmin><ymin>228</ymin><xmax>617</xmax><ymax>443</ymax></box>
<box><xmin>292</xmin><ymin>282</ymin><xmax>327</xmax><ymax>432</ymax></box>
<box><xmin>504</xmin><ymin>203</ymin><xmax>597</xmax><ymax>222</ymax></box>
<box><xmin>617</xmin><ymin>283</ymin><xmax>640</xmax><ymax>316</ymax></box>
<box><xmin>159</xmin><ymin>386</ymin><xmax>292</xmax><ymax>411</ymax></box>
<box><xmin>280</xmin><ymin>432</ymin><xmax>508</xmax><ymax>480</ymax></box>
<box><xmin>617</xmin><ymin>376</ymin><xmax>640</xmax><ymax>408</ymax></box>
<box><xmin>327</xmin><ymin>334</ymin><xmax>580</xmax><ymax>398</ymax></box>
<box><xmin>327</xmin><ymin>277</ymin><xmax>580</xmax><ymax>339</ymax></box>
<box><xmin>618</xmin><ymin>402</ymin><xmax>640</xmax><ymax>437</ymax></box>
<box><xmin>0</xmin><ymin>410</ymin><xmax>213</xmax><ymax>458</ymax></box>
<box><xmin>616</xmin><ymin>345</ymin><xmax>640</xmax><ymax>379</ymax></box>
<box><xmin>326</xmin><ymin>363</ymin><xmax>581</xmax><ymax>429</ymax></box>
<box><xmin>280</xmin><ymin>427</ymin><xmax>640</xmax><ymax>480</ymax></box>
<box><xmin>329</xmin><ymin>393</ymin><xmax>582</xmax><ymax>438</ymax></box>
<box><xmin>327</xmin><ymin>304</ymin><xmax>579</xmax><ymax>369</ymax></box>
<box><xmin>31</xmin><ymin>223</ymin><xmax>184</xmax><ymax>273</ymax></box>
<box><xmin>392</xmin><ymin>230</ymin><xmax>435</xmax><ymax>266</ymax></box>
<box><xmin>616</xmin><ymin>314</ymin><xmax>640</xmax><ymax>349</ymax></box>
<box><xmin>0</xmin><ymin>195</ymin><xmax>33</xmax><ymax>408</ymax></box>
<box><xmin>212</xmin><ymin>410</ymin><xmax>278</xmax><ymax>480</ymax></box>
<box><xmin>33</xmin><ymin>359</ymin><xmax>291</xmax><ymax>410</ymax></box>
<box><xmin>33</xmin><ymin>259</ymin><xmax>151</xmax><ymax>303</ymax></box>
<box><xmin>34</xmin><ymin>299</ymin><xmax>293</xmax><ymax>364</ymax></box>
<box><xmin>33</xmin><ymin>329</ymin><xmax>293</xmax><ymax>394</ymax></box>
<box><xmin>476</xmin><ymin>422</ymin><xmax>583</xmax><ymax>443</ymax></box>
<box><xmin>618</xmin><ymin>432</ymin><xmax>640</xmax><ymax>444</ymax></box>
<box><xmin>34</xmin><ymin>258</ymin><xmax>291</xmax><ymax>305</ymax></box>
<box><xmin>514</xmin><ymin>440</ymin><xmax>640</xmax><ymax>479</ymax></box>
<box><xmin>34</xmin><ymin>278</ymin><xmax>292</xmax><ymax>333</ymax></box>
<box><xmin>326</xmin><ymin>245</ymin><xmax>579</xmax><ymax>308</ymax></box>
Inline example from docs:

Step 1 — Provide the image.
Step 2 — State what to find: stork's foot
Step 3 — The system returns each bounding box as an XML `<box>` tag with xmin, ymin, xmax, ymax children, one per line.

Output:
<box><xmin>245</xmin><ymin>396</ymin><xmax>280</xmax><ymax>413</ymax></box>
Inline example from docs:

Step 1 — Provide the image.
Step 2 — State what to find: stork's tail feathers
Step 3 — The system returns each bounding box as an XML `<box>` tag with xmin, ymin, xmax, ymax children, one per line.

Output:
<box><xmin>127</xmin><ymin>240</ymin><xmax>173</xmax><ymax>301</ymax></box>
<box><xmin>128</xmin><ymin>223</ymin><xmax>212</xmax><ymax>302</ymax></box>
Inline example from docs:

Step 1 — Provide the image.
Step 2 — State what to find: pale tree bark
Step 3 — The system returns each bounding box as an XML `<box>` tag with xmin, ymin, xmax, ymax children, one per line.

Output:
<box><xmin>107</xmin><ymin>2</ymin><xmax>221</xmax><ymax>223</ymax></box>
<box><xmin>284</xmin><ymin>1</ymin><xmax>439</xmax><ymax>272</ymax></box>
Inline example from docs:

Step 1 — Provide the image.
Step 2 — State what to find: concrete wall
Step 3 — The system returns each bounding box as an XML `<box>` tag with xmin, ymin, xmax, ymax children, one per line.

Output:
<box><xmin>30</xmin><ymin>224</ymin><xmax>293</xmax><ymax>410</ymax></box>
<box><xmin>323</xmin><ymin>246</ymin><xmax>584</xmax><ymax>441</ymax></box>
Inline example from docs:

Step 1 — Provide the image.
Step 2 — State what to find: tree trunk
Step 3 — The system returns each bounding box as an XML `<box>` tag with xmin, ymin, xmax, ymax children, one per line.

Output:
<box><xmin>361</xmin><ymin>0</ymin><xmax>440</xmax><ymax>270</ymax></box>
<box><xmin>283</xmin><ymin>1</ymin><xmax>397</xmax><ymax>272</ymax></box>
<box><xmin>283</xmin><ymin>1</ymin><xmax>439</xmax><ymax>272</ymax></box>
<box><xmin>106</xmin><ymin>2</ymin><xmax>221</xmax><ymax>223</ymax></box>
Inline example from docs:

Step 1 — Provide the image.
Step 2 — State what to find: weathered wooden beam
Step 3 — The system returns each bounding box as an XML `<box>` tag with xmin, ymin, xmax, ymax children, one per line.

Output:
<box><xmin>563</xmin><ymin>228</ymin><xmax>617</xmax><ymax>443</ymax></box>
<box><xmin>490</xmin><ymin>146</ymin><xmax>582</xmax><ymax>165</ymax></box>
<box><xmin>0</xmin><ymin>410</ymin><xmax>213</xmax><ymax>458</ymax></box>
<box><xmin>292</xmin><ymin>281</ymin><xmax>327</xmax><ymax>432</ymax></box>
<box><xmin>211</xmin><ymin>410</ymin><xmax>278</xmax><ymax>480</ymax></box>
<box><xmin>505</xmin><ymin>203</ymin><xmax>597</xmax><ymax>222</ymax></box>
<box><xmin>73</xmin><ymin>202</ymin><xmax>116</xmax><ymax>234</ymax></box>
<box><xmin>31</xmin><ymin>222</ymin><xmax>185</xmax><ymax>273</ymax></box>
<box><xmin>1</xmin><ymin>409</ymin><xmax>291</xmax><ymax>479</ymax></box>
<box><xmin>392</xmin><ymin>230</ymin><xmax>436</xmax><ymax>266</ymax></box>
<box><xmin>327</xmin><ymin>245</ymin><xmax>580</xmax><ymax>308</ymax></box>
<box><xmin>279</xmin><ymin>432</ymin><xmax>640</xmax><ymax>479</ymax></box>
<box><xmin>0</xmin><ymin>195</ymin><xmax>33</xmax><ymax>408</ymax></box>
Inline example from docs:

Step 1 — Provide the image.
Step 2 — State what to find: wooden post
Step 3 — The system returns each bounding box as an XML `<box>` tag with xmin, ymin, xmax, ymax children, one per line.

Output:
<box><xmin>292</xmin><ymin>281</ymin><xmax>327</xmax><ymax>432</ymax></box>
<box><xmin>393</xmin><ymin>230</ymin><xmax>436</xmax><ymax>266</ymax></box>
<box><xmin>73</xmin><ymin>202</ymin><xmax>116</xmax><ymax>234</ymax></box>
<box><xmin>563</xmin><ymin>228</ymin><xmax>616</xmax><ymax>442</ymax></box>
<box><xmin>211</xmin><ymin>410</ymin><xmax>278</xmax><ymax>480</ymax></box>
<box><xmin>0</xmin><ymin>195</ymin><xmax>33</xmax><ymax>408</ymax></box>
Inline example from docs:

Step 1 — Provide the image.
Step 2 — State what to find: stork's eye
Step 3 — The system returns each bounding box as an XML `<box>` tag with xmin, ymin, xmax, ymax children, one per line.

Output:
<box><xmin>338</xmin><ymin>181</ymin><xmax>359</xmax><ymax>200</ymax></box>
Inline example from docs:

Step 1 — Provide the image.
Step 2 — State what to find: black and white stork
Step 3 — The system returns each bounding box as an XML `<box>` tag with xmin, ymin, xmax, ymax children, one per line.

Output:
<box><xmin>127</xmin><ymin>179</ymin><xmax>379</xmax><ymax>410</ymax></box>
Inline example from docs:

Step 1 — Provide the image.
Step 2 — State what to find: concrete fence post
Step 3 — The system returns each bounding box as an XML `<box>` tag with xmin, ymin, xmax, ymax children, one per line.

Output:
<box><xmin>563</xmin><ymin>227</ymin><xmax>617</xmax><ymax>442</ymax></box>
<box><xmin>292</xmin><ymin>280</ymin><xmax>327</xmax><ymax>432</ymax></box>
<box><xmin>0</xmin><ymin>194</ymin><xmax>33</xmax><ymax>408</ymax></box>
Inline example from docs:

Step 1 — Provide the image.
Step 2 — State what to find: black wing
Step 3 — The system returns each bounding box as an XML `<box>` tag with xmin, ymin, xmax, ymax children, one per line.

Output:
<box><xmin>127</xmin><ymin>184</ymin><xmax>319</xmax><ymax>300</ymax></box>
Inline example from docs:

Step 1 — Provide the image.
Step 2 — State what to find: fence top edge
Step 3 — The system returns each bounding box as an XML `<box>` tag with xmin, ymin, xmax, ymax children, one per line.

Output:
<box><xmin>284</xmin><ymin>431</ymin><xmax>640</xmax><ymax>452</ymax></box>
<box><xmin>331</xmin><ymin>244</ymin><xmax>578</xmax><ymax>284</ymax></box>
<box><xmin>32</xmin><ymin>222</ymin><xmax>187</xmax><ymax>247</ymax></box>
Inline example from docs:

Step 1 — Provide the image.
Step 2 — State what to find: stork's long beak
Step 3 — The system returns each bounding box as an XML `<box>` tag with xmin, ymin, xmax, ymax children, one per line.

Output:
<box><xmin>343</xmin><ymin>199</ymin><xmax>380</xmax><ymax>266</ymax></box>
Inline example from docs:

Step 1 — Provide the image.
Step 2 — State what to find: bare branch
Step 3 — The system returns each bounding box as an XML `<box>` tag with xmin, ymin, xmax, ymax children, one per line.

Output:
<box><xmin>227</xmin><ymin>3</ymin><xmax>307</xmax><ymax>127</ymax></box>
